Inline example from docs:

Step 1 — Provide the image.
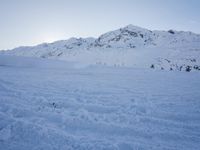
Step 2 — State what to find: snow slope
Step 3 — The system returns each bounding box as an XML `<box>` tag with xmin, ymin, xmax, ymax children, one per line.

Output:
<box><xmin>0</xmin><ymin>55</ymin><xmax>200</xmax><ymax>150</ymax></box>
<box><xmin>1</xmin><ymin>25</ymin><xmax>200</xmax><ymax>72</ymax></box>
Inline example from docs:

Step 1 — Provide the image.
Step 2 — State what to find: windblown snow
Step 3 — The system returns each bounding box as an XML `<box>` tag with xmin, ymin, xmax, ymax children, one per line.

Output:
<box><xmin>0</xmin><ymin>25</ymin><xmax>200</xmax><ymax>150</ymax></box>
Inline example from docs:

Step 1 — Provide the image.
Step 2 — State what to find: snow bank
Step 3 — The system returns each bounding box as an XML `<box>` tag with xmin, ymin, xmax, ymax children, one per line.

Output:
<box><xmin>0</xmin><ymin>55</ymin><xmax>85</xmax><ymax>69</ymax></box>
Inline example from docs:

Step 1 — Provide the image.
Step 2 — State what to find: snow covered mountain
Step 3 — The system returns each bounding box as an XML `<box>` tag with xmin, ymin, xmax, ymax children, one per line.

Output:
<box><xmin>1</xmin><ymin>26</ymin><xmax>200</xmax><ymax>150</ymax></box>
<box><xmin>93</xmin><ymin>25</ymin><xmax>200</xmax><ymax>48</ymax></box>
<box><xmin>1</xmin><ymin>25</ymin><xmax>200</xmax><ymax>71</ymax></box>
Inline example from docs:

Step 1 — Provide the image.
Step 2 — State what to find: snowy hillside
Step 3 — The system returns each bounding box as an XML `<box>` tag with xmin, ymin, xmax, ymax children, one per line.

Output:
<box><xmin>0</xmin><ymin>55</ymin><xmax>200</xmax><ymax>150</ymax></box>
<box><xmin>1</xmin><ymin>25</ymin><xmax>200</xmax><ymax>71</ymax></box>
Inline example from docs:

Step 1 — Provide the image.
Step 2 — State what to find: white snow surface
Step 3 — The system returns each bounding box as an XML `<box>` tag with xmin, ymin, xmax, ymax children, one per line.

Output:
<box><xmin>0</xmin><ymin>55</ymin><xmax>200</xmax><ymax>150</ymax></box>
<box><xmin>1</xmin><ymin>25</ymin><xmax>200</xmax><ymax>72</ymax></box>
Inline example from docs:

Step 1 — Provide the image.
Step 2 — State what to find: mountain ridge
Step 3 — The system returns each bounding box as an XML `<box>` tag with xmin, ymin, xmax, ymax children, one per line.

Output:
<box><xmin>2</xmin><ymin>24</ymin><xmax>200</xmax><ymax>51</ymax></box>
<box><xmin>1</xmin><ymin>25</ymin><xmax>200</xmax><ymax>72</ymax></box>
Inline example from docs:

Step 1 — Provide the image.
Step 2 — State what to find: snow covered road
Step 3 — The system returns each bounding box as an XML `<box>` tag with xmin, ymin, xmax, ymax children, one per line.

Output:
<box><xmin>0</xmin><ymin>57</ymin><xmax>200</xmax><ymax>150</ymax></box>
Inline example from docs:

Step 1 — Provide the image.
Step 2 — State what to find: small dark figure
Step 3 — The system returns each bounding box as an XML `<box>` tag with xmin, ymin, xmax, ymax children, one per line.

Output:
<box><xmin>52</xmin><ymin>102</ymin><xmax>57</xmax><ymax>108</ymax></box>
<box><xmin>180</xmin><ymin>66</ymin><xmax>183</xmax><ymax>71</ymax></box>
<box><xmin>150</xmin><ymin>64</ymin><xmax>155</xmax><ymax>69</ymax></box>
<box><xmin>168</xmin><ymin>30</ymin><xmax>175</xmax><ymax>34</ymax></box>
<box><xmin>193</xmin><ymin>65</ymin><xmax>199</xmax><ymax>70</ymax></box>
<box><xmin>186</xmin><ymin>66</ymin><xmax>192</xmax><ymax>72</ymax></box>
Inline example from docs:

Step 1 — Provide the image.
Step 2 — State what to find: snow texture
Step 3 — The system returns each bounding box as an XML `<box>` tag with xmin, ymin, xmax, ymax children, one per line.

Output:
<box><xmin>0</xmin><ymin>55</ymin><xmax>200</xmax><ymax>150</ymax></box>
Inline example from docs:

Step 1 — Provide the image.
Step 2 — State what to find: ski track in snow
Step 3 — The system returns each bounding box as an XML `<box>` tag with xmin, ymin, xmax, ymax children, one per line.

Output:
<box><xmin>0</xmin><ymin>63</ymin><xmax>200</xmax><ymax>150</ymax></box>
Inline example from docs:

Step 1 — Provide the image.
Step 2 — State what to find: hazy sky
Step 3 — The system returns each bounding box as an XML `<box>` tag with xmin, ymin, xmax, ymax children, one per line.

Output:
<box><xmin>0</xmin><ymin>0</ymin><xmax>200</xmax><ymax>50</ymax></box>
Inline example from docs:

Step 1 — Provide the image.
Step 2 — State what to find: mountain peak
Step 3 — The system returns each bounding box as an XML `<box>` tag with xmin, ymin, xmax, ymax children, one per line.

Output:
<box><xmin>122</xmin><ymin>24</ymin><xmax>150</xmax><ymax>32</ymax></box>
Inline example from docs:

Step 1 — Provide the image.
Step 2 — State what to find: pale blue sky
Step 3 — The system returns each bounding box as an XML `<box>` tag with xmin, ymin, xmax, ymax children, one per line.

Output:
<box><xmin>0</xmin><ymin>0</ymin><xmax>200</xmax><ymax>50</ymax></box>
